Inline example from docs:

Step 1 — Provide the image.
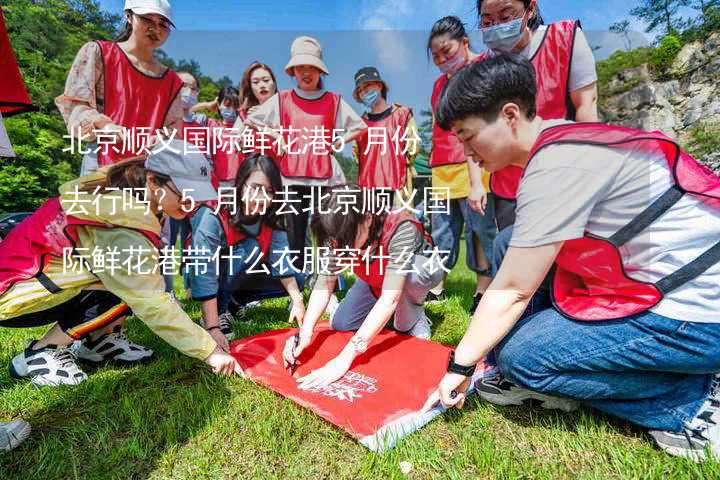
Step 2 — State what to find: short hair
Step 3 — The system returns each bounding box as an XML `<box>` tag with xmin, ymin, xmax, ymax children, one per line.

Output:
<box><xmin>435</xmin><ymin>53</ymin><xmax>537</xmax><ymax>130</ymax></box>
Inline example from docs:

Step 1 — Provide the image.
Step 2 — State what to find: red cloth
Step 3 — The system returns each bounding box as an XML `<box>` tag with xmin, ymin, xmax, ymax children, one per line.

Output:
<box><xmin>230</xmin><ymin>325</ymin><xmax>451</xmax><ymax>447</ymax></box>
<box><xmin>0</xmin><ymin>8</ymin><xmax>34</xmax><ymax>116</ymax></box>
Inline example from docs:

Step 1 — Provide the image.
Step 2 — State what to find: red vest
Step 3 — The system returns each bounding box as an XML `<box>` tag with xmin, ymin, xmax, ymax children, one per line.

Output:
<box><xmin>490</xmin><ymin>21</ymin><xmax>580</xmax><ymax>213</ymax></box>
<box><xmin>527</xmin><ymin>123</ymin><xmax>720</xmax><ymax>321</ymax></box>
<box><xmin>193</xmin><ymin>204</ymin><xmax>274</xmax><ymax>259</ymax></box>
<box><xmin>96</xmin><ymin>41</ymin><xmax>183</xmax><ymax>166</ymax></box>
<box><xmin>356</xmin><ymin>106</ymin><xmax>413</xmax><ymax>190</ymax></box>
<box><xmin>208</xmin><ymin>118</ymin><xmax>242</xmax><ymax>184</ymax></box>
<box><xmin>278</xmin><ymin>90</ymin><xmax>340</xmax><ymax>179</ymax></box>
<box><xmin>352</xmin><ymin>212</ymin><xmax>433</xmax><ymax>298</ymax></box>
<box><xmin>0</xmin><ymin>197</ymin><xmax>161</xmax><ymax>297</ymax></box>
<box><xmin>429</xmin><ymin>56</ymin><xmax>484</xmax><ymax>168</ymax></box>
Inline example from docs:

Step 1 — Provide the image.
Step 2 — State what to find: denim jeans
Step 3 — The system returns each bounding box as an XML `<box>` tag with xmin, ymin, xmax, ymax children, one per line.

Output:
<box><xmin>430</xmin><ymin>195</ymin><xmax>496</xmax><ymax>274</ymax></box>
<box><xmin>330</xmin><ymin>254</ymin><xmax>444</xmax><ymax>332</ymax></box>
<box><xmin>496</xmin><ymin>308</ymin><xmax>720</xmax><ymax>432</ymax></box>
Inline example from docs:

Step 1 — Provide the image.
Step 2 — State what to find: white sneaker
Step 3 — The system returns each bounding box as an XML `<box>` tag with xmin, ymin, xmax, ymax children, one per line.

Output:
<box><xmin>71</xmin><ymin>327</ymin><xmax>153</xmax><ymax>364</ymax></box>
<box><xmin>407</xmin><ymin>313</ymin><xmax>432</xmax><ymax>340</ymax></box>
<box><xmin>10</xmin><ymin>342</ymin><xmax>87</xmax><ymax>387</ymax></box>
<box><xmin>475</xmin><ymin>373</ymin><xmax>579</xmax><ymax>412</ymax></box>
<box><xmin>0</xmin><ymin>420</ymin><xmax>30</xmax><ymax>451</ymax></box>
<box><xmin>217</xmin><ymin>312</ymin><xmax>235</xmax><ymax>341</ymax></box>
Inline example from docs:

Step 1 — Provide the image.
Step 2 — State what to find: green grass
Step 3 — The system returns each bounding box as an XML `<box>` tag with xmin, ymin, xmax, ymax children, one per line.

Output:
<box><xmin>2</xmin><ymin>248</ymin><xmax>719</xmax><ymax>479</ymax></box>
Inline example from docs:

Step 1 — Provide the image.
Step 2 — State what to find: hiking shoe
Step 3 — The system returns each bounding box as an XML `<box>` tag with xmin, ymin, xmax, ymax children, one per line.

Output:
<box><xmin>475</xmin><ymin>373</ymin><xmax>579</xmax><ymax>412</ymax></box>
<box><xmin>71</xmin><ymin>326</ymin><xmax>153</xmax><ymax>364</ymax></box>
<box><xmin>0</xmin><ymin>420</ymin><xmax>30</xmax><ymax>451</ymax></box>
<box><xmin>650</xmin><ymin>374</ymin><xmax>720</xmax><ymax>461</ymax></box>
<box><xmin>217</xmin><ymin>312</ymin><xmax>235</xmax><ymax>340</ymax></box>
<box><xmin>10</xmin><ymin>342</ymin><xmax>87</xmax><ymax>387</ymax></box>
<box><xmin>407</xmin><ymin>313</ymin><xmax>432</xmax><ymax>340</ymax></box>
<box><xmin>470</xmin><ymin>293</ymin><xmax>483</xmax><ymax>315</ymax></box>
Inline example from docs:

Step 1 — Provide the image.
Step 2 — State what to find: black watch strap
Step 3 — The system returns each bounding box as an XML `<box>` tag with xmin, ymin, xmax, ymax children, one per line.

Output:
<box><xmin>447</xmin><ymin>351</ymin><xmax>476</xmax><ymax>377</ymax></box>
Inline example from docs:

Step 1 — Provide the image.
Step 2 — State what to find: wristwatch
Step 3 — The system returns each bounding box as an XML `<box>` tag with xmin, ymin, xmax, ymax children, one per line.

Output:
<box><xmin>349</xmin><ymin>335</ymin><xmax>368</xmax><ymax>354</ymax></box>
<box><xmin>447</xmin><ymin>351</ymin><xmax>476</xmax><ymax>377</ymax></box>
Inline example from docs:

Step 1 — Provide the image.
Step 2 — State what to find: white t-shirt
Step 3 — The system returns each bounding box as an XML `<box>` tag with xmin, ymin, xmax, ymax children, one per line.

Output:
<box><xmin>511</xmin><ymin>120</ymin><xmax>720</xmax><ymax>323</ymax></box>
<box><xmin>517</xmin><ymin>24</ymin><xmax>598</xmax><ymax>92</ymax></box>
<box><xmin>0</xmin><ymin>112</ymin><xmax>15</xmax><ymax>158</ymax></box>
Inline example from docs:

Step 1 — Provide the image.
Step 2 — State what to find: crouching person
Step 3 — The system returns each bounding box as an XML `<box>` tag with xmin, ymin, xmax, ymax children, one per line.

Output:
<box><xmin>184</xmin><ymin>153</ymin><xmax>306</xmax><ymax>349</ymax></box>
<box><xmin>0</xmin><ymin>147</ymin><xmax>242</xmax><ymax>390</ymax></box>
<box><xmin>283</xmin><ymin>186</ymin><xmax>445</xmax><ymax>389</ymax></box>
<box><xmin>426</xmin><ymin>54</ymin><xmax>720</xmax><ymax>461</ymax></box>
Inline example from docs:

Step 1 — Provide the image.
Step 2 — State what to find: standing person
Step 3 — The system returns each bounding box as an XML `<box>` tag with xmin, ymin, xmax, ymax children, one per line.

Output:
<box><xmin>245</xmin><ymin>36</ymin><xmax>367</xmax><ymax>255</ymax></box>
<box><xmin>0</xmin><ymin>144</ymin><xmax>242</xmax><ymax>389</ymax></box>
<box><xmin>56</xmin><ymin>0</ymin><xmax>184</xmax><ymax>175</ymax></box>
<box><xmin>427</xmin><ymin>16</ymin><xmax>496</xmax><ymax>313</ymax></box>
<box><xmin>283</xmin><ymin>186</ymin><xmax>444</xmax><ymax>388</ymax></box>
<box><xmin>185</xmin><ymin>154</ymin><xmax>306</xmax><ymax>348</ymax></box>
<box><xmin>475</xmin><ymin>0</ymin><xmax>599</xmax><ymax>279</ymax></box>
<box><xmin>427</xmin><ymin>55</ymin><xmax>720</xmax><ymax>461</ymax></box>
<box><xmin>352</xmin><ymin>66</ymin><xmax>419</xmax><ymax>204</ymax></box>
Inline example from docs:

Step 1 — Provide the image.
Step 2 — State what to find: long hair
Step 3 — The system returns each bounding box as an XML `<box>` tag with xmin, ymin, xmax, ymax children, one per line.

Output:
<box><xmin>230</xmin><ymin>153</ymin><xmax>285</xmax><ymax>230</ymax></box>
<box><xmin>476</xmin><ymin>0</ymin><xmax>544</xmax><ymax>31</ymax></box>
<box><xmin>239</xmin><ymin>62</ymin><xmax>277</xmax><ymax>112</ymax></box>
<box><xmin>310</xmin><ymin>185</ymin><xmax>384</xmax><ymax>250</ymax></box>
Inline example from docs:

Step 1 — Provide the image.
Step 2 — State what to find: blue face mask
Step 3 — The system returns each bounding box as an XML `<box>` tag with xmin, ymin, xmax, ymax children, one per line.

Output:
<box><xmin>482</xmin><ymin>15</ymin><xmax>526</xmax><ymax>53</ymax></box>
<box><xmin>361</xmin><ymin>89</ymin><xmax>381</xmax><ymax>110</ymax></box>
<box><xmin>219</xmin><ymin>106</ymin><xmax>237</xmax><ymax>124</ymax></box>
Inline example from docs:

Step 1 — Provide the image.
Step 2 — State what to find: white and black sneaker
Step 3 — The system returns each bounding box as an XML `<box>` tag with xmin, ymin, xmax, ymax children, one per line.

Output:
<box><xmin>71</xmin><ymin>326</ymin><xmax>153</xmax><ymax>364</ymax></box>
<box><xmin>0</xmin><ymin>420</ymin><xmax>31</xmax><ymax>451</ymax></box>
<box><xmin>10</xmin><ymin>342</ymin><xmax>87</xmax><ymax>387</ymax></box>
<box><xmin>217</xmin><ymin>312</ymin><xmax>235</xmax><ymax>341</ymax></box>
<box><xmin>650</xmin><ymin>375</ymin><xmax>720</xmax><ymax>461</ymax></box>
<box><xmin>475</xmin><ymin>373</ymin><xmax>579</xmax><ymax>412</ymax></box>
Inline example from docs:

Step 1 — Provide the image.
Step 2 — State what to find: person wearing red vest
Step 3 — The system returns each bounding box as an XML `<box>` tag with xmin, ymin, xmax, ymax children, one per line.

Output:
<box><xmin>281</xmin><ymin>186</ymin><xmax>445</xmax><ymax>389</ymax></box>
<box><xmin>426</xmin><ymin>55</ymin><xmax>720</xmax><ymax>461</ymax></box>
<box><xmin>351</xmin><ymin>66</ymin><xmax>419</xmax><ymax>201</ymax></box>
<box><xmin>55</xmin><ymin>0</ymin><xmax>184</xmax><ymax>175</ymax></box>
<box><xmin>184</xmin><ymin>154</ymin><xmax>306</xmax><ymax>352</ymax></box>
<box><xmin>0</xmin><ymin>143</ymin><xmax>242</xmax><ymax>391</ymax></box>
<box><xmin>245</xmin><ymin>36</ymin><xmax>367</xmax><ymax>257</ymax></box>
<box><xmin>427</xmin><ymin>17</ymin><xmax>497</xmax><ymax>314</ymax></box>
<box><xmin>474</xmin><ymin>0</ymin><xmax>599</xmax><ymax>276</ymax></box>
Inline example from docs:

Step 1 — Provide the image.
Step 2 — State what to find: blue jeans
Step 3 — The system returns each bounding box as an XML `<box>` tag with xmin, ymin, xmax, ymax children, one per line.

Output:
<box><xmin>430</xmin><ymin>195</ymin><xmax>496</xmax><ymax>274</ymax></box>
<box><xmin>497</xmin><ymin>308</ymin><xmax>720</xmax><ymax>432</ymax></box>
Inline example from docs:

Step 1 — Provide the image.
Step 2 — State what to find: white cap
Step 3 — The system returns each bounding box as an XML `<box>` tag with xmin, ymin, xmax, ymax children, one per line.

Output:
<box><xmin>124</xmin><ymin>0</ymin><xmax>174</xmax><ymax>26</ymax></box>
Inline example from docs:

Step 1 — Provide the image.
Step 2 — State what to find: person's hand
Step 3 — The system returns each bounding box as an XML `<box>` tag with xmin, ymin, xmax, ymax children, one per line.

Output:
<box><xmin>288</xmin><ymin>299</ymin><xmax>305</xmax><ymax>326</ymax></box>
<box><xmin>423</xmin><ymin>372</ymin><xmax>471</xmax><ymax>412</ymax></box>
<box><xmin>296</xmin><ymin>350</ymin><xmax>353</xmax><ymax>390</ymax></box>
<box><xmin>282</xmin><ymin>331</ymin><xmax>312</xmax><ymax>369</ymax></box>
<box><xmin>468</xmin><ymin>184</ymin><xmax>488</xmax><ymax>215</ymax></box>
<box><xmin>204</xmin><ymin>346</ymin><xmax>244</xmax><ymax>376</ymax></box>
<box><xmin>208</xmin><ymin>327</ymin><xmax>230</xmax><ymax>353</ymax></box>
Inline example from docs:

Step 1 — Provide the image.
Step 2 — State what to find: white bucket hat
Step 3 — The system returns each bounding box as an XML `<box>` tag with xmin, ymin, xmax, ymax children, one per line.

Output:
<box><xmin>124</xmin><ymin>0</ymin><xmax>175</xmax><ymax>27</ymax></box>
<box><xmin>284</xmin><ymin>36</ymin><xmax>329</xmax><ymax>76</ymax></box>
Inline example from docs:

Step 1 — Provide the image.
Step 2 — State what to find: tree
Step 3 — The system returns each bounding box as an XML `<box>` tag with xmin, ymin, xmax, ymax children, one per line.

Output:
<box><xmin>630</xmin><ymin>0</ymin><xmax>685</xmax><ymax>36</ymax></box>
<box><xmin>610</xmin><ymin>20</ymin><xmax>633</xmax><ymax>51</ymax></box>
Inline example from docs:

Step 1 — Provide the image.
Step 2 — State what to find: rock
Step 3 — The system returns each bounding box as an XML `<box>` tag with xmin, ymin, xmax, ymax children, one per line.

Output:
<box><xmin>700</xmin><ymin>151</ymin><xmax>720</xmax><ymax>175</ymax></box>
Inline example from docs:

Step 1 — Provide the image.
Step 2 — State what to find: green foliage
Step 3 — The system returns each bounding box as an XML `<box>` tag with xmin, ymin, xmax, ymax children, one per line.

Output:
<box><xmin>686</xmin><ymin>121</ymin><xmax>720</xmax><ymax>158</ymax></box>
<box><xmin>649</xmin><ymin>34</ymin><xmax>683</xmax><ymax>71</ymax></box>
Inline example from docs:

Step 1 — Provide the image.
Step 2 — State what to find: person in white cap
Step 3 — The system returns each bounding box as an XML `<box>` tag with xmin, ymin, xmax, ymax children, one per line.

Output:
<box><xmin>56</xmin><ymin>0</ymin><xmax>184</xmax><ymax>175</ymax></box>
<box><xmin>246</xmin><ymin>36</ymin><xmax>367</xmax><ymax>257</ymax></box>
<box><xmin>0</xmin><ymin>141</ymin><xmax>242</xmax><ymax>394</ymax></box>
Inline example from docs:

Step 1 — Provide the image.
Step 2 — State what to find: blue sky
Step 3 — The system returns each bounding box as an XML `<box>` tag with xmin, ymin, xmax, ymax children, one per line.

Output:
<box><xmin>97</xmin><ymin>0</ymin><xmax>658</xmax><ymax>117</ymax></box>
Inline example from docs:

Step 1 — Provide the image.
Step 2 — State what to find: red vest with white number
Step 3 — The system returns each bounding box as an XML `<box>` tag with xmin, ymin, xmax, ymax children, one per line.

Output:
<box><xmin>528</xmin><ymin>123</ymin><xmax>720</xmax><ymax>321</ymax></box>
<box><xmin>96</xmin><ymin>40</ymin><xmax>183</xmax><ymax>166</ymax></box>
<box><xmin>489</xmin><ymin>20</ymin><xmax>580</xmax><ymax>227</ymax></box>
<box><xmin>351</xmin><ymin>212</ymin><xmax>433</xmax><ymax>298</ymax></box>
<box><xmin>278</xmin><ymin>90</ymin><xmax>340</xmax><ymax>179</ymax></box>
<box><xmin>356</xmin><ymin>106</ymin><xmax>413</xmax><ymax>189</ymax></box>
<box><xmin>429</xmin><ymin>56</ymin><xmax>484</xmax><ymax>168</ymax></box>
<box><xmin>0</xmin><ymin>197</ymin><xmax>161</xmax><ymax>297</ymax></box>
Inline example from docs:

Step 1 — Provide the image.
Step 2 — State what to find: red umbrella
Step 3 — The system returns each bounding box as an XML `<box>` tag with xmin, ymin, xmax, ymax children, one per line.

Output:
<box><xmin>0</xmin><ymin>7</ymin><xmax>35</xmax><ymax>116</ymax></box>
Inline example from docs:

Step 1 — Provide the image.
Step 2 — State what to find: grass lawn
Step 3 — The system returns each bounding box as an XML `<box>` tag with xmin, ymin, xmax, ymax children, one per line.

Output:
<box><xmin>1</xmin><ymin>246</ymin><xmax>719</xmax><ymax>479</ymax></box>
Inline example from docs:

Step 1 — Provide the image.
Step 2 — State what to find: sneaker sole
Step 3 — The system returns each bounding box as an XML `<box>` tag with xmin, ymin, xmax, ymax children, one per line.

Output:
<box><xmin>479</xmin><ymin>390</ymin><xmax>579</xmax><ymax>412</ymax></box>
